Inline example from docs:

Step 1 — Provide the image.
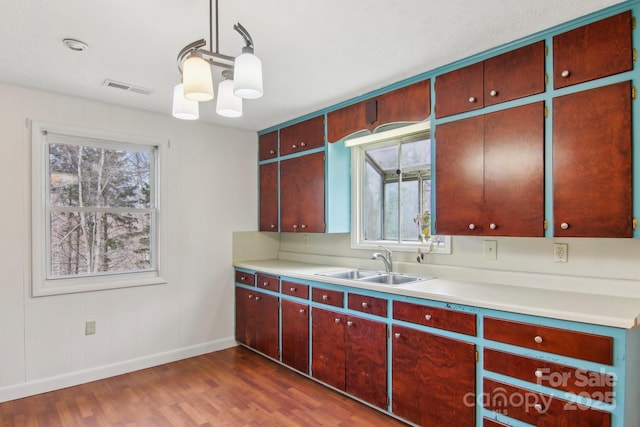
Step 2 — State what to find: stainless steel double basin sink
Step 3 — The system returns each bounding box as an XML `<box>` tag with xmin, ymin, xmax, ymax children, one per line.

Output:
<box><xmin>316</xmin><ymin>269</ymin><xmax>431</xmax><ymax>286</ymax></box>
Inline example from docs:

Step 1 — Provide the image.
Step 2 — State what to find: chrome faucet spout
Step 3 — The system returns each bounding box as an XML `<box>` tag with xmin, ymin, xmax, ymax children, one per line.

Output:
<box><xmin>371</xmin><ymin>246</ymin><xmax>393</xmax><ymax>272</ymax></box>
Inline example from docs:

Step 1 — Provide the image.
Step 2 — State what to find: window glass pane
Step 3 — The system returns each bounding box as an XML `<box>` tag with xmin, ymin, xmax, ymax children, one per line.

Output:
<box><xmin>383</xmin><ymin>181</ymin><xmax>398</xmax><ymax>240</ymax></box>
<box><xmin>49</xmin><ymin>144</ymin><xmax>151</xmax><ymax>209</ymax></box>
<box><xmin>49</xmin><ymin>211</ymin><xmax>151</xmax><ymax>278</ymax></box>
<box><xmin>367</xmin><ymin>145</ymin><xmax>398</xmax><ymax>171</ymax></box>
<box><xmin>401</xmin><ymin>180</ymin><xmax>420</xmax><ymax>241</ymax></box>
<box><xmin>364</xmin><ymin>160</ymin><xmax>382</xmax><ymax>240</ymax></box>
<box><xmin>401</xmin><ymin>138</ymin><xmax>429</xmax><ymax>170</ymax></box>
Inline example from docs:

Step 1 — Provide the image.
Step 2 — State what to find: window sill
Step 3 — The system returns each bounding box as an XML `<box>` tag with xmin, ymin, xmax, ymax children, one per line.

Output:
<box><xmin>32</xmin><ymin>271</ymin><xmax>167</xmax><ymax>297</ymax></box>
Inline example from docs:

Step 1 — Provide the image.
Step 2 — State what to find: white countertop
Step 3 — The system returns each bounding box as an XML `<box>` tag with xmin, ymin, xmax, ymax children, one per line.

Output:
<box><xmin>234</xmin><ymin>259</ymin><xmax>640</xmax><ymax>329</ymax></box>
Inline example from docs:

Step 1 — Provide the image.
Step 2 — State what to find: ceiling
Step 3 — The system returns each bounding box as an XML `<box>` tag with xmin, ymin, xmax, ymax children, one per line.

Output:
<box><xmin>0</xmin><ymin>0</ymin><xmax>625</xmax><ymax>132</ymax></box>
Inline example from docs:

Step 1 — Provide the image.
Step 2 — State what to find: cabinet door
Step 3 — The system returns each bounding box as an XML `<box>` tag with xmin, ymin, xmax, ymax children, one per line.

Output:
<box><xmin>235</xmin><ymin>287</ymin><xmax>256</xmax><ymax>347</ymax></box>
<box><xmin>280</xmin><ymin>152</ymin><xmax>325</xmax><ymax>232</ymax></box>
<box><xmin>259</xmin><ymin>162</ymin><xmax>278</xmax><ymax>231</ymax></box>
<box><xmin>553</xmin><ymin>11</ymin><xmax>633</xmax><ymax>89</ymax></box>
<box><xmin>553</xmin><ymin>81</ymin><xmax>632</xmax><ymax>237</ymax></box>
<box><xmin>312</xmin><ymin>307</ymin><xmax>345</xmax><ymax>390</ymax></box>
<box><xmin>345</xmin><ymin>315</ymin><xmax>387</xmax><ymax>409</ymax></box>
<box><xmin>254</xmin><ymin>292</ymin><xmax>279</xmax><ymax>359</ymax></box>
<box><xmin>435</xmin><ymin>115</ymin><xmax>484</xmax><ymax>235</ymax></box>
<box><xmin>435</xmin><ymin>61</ymin><xmax>483</xmax><ymax>118</ymax></box>
<box><xmin>258</xmin><ymin>131</ymin><xmax>278</xmax><ymax>160</ymax></box>
<box><xmin>279</xmin><ymin>116</ymin><xmax>325</xmax><ymax>156</ymax></box>
<box><xmin>281</xmin><ymin>299</ymin><xmax>309</xmax><ymax>374</ymax></box>
<box><xmin>484</xmin><ymin>41</ymin><xmax>545</xmax><ymax>107</ymax></box>
<box><xmin>483</xmin><ymin>102</ymin><xmax>544</xmax><ymax>236</ymax></box>
<box><xmin>392</xmin><ymin>325</ymin><xmax>476</xmax><ymax>426</ymax></box>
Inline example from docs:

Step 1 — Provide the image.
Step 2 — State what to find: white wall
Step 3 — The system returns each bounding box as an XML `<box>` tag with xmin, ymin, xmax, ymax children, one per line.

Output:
<box><xmin>0</xmin><ymin>83</ymin><xmax>257</xmax><ymax>402</ymax></box>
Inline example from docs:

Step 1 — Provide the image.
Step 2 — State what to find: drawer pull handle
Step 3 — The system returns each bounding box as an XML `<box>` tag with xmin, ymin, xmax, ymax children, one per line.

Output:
<box><xmin>301</xmin><ymin>224</ymin><xmax>307</xmax><ymax>229</ymax></box>
<box><xmin>468</xmin><ymin>223</ymin><xmax>475</xmax><ymax>230</ymax></box>
<box><xmin>255</xmin><ymin>296</ymin><xmax>261</xmax><ymax>301</ymax></box>
<box><xmin>489</xmin><ymin>223</ymin><xmax>497</xmax><ymax>230</ymax></box>
<box><xmin>269</xmin><ymin>149</ymin><xmax>275</xmax><ymax>154</ymax></box>
<box><xmin>292</xmin><ymin>144</ymin><xmax>298</xmax><ymax>149</ymax></box>
<box><xmin>347</xmin><ymin>321</ymin><xmax>353</xmax><ymax>326</ymax></box>
<box><xmin>299</xmin><ymin>309</ymin><xmax>305</xmax><ymax>314</ymax></box>
<box><xmin>361</xmin><ymin>302</ymin><xmax>369</xmax><ymax>308</ymax></box>
<box><xmin>534</xmin><ymin>403</ymin><xmax>544</xmax><ymax>412</ymax></box>
<box><xmin>290</xmin><ymin>287</ymin><xmax>296</xmax><ymax>292</ymax></box>
<box><xmin>293</xmin><ymin>224</ymin><xmax>298</xmax><ymax>229</ymax></box>
<box><xmin>534</xmin><ymin>335</ymin><xmax>543</xmax><ymax>344</ymax></box>
<box><xmin>394</xmin><ymin>332</ymin><xmax>401</xmax><ymax>339</ymax></box>
<box><xmin>468</xmin><ymin>96</ymin><xmax>476</xmax><ymax>103</ymax></box>
<box><xmin>248</xmin><ymin>294</ymin><xmax>253</xmax><ymax>299</ymax></box>
<box><xmin>561</xmin><ymin>70</ymin><xmax>570</xmax><ymax>78</ymax></box>
<box><xmin>489</xmin><ymin>89</ymin><xmax>498</xmax><ymax>97</ymax></box>
<box><xmin>425</xmin><ymin>314</ymin><xmax>432</xmax><ymax>321</ymax></box>
<box><xmin>262</xmin><ymin>282</ymin><xmax>268</xmax><ymax>287</ymax></box>
<box><xmin>322</xmin><ymin>294</ymin><xmax>329</xmax><ymax>300</ymax></box>
<box><xmin>560</xmin><ymin>222</ymin><xmax>569</xmax><ymax>230</ymax></box>
<box><xmin>535</xmin><ymin>370</ymin><xmax>544</xmax><ymax>378</ymax></box>
<box><xmin>240</xmin><ymin>275</ymin><xmax>246</xmax><ymax>280</ymax></box>
<box><xmin>300</xmin><ymin>142</ymin><xmax>306</xmax><ymax>147</ymax></box>
<box><xmin>334</xmin><ymin>318</ymin><xmax>341</xmax><ymax>323</ymax></box>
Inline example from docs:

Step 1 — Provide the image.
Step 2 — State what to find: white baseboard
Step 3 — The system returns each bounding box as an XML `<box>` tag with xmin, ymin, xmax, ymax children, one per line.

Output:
<box><xmin>0</xmin><ymin>337</ymin><xmax>237</xmax><ymax>403</ymax></box>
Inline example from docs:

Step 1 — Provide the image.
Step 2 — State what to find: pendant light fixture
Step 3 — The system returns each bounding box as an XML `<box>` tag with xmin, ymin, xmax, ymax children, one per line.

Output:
<box><xmin>172</xmin><ymin>83</ymin><xmax>199</xmax><ymax>120</ymax></box>
<box><xmin>172</xmin><ymin>0</ymin><xmax>263</xmax><ymax>120</ymax></box>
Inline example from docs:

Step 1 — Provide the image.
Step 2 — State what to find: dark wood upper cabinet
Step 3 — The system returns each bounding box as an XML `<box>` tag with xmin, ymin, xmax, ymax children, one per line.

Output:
<box><xmin>553</xmin><ymin>11</ymin><xmax>633</xmax><ymax>89</ymax></box>
<box><xmin>553</xmin><ymin>81</ymin><xmax>632</xmax><ymax>237</ymax></box>
<box><xmin>327</xmin><ymin>79</ymin><xmax>431</xmax><ymax>142</ymax></box>
<box><xmin>258</xmin><ymin>131</ymin><xmax>278</xmax><ymax>161</ymax></box>
<box><xmin>259</xmin><ymin>162</ymin><xmax>278</xmax><ymax>232</ymax></box>
<box><xmin>279</xmin><ymin>116</ymin><xmax>325</xmax><ymax>156</ymax></box>
<box><xmin>435</xmin><ymin>41</ymin><xmax>545</xmax><ymax>118</ymax></box>
<box><xmin>280</xmin><ymin>151</ymin><xmax>325</xmax><ymax>233</ymax></box>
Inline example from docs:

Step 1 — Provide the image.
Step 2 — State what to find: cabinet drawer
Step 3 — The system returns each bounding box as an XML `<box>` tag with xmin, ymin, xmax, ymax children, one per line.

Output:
<box><xmin>348</xmin><ymin>293</ymin><xmax>387</xmax><ymax>318</ymax></box>
<box><xmin>258</xmin><ymin>131</ymin><xmax>278</xmax><ymax>160</ymax></box>
<box><xmin>281</xmin><ymin>280</ymin><xmax>309</xmax><ymax>299</ymax></box>
<box><xmin>279</xmin><ymin>115</ymin><xmax>325</xmax><ymax>156</ymax></box>
<box><xmin>235</xmin><ymin>271</ymin><xmax>255</xmax><ymax>286</ymax></box>
<box><xmin>484</xmin><ymin>348</ymin><xmax>613</xmax><ymax>403</ymax></box>
<box><xmin>483</xmin><ymin>317</ymin><xmax>613</xmax><ymax>365</ymax></box>
<box><xmin>256</xmin><ymin>273</ymin><xmax>279</xmax><ymax>292</ymax></box>
<box><xmin>312</xmin><ymin>287</ymin><xmax>344</xmax><ymax>308</ymax></box>
<box><xmin>393</xmin><ymin>301</ymin><xmax>476</xmax><ymax>336</ymax></box>
<box><xmin>483</xmin><ymin>378</ymin><xmax>611</xmax><ymax>427</ymax></box>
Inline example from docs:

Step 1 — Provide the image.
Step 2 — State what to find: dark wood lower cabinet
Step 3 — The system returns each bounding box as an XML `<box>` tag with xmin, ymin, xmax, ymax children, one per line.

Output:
<box><xmin>234</xmin><ymin>286</ymin><xmax>279</xmax><ymax>360</ymax></box>
<box><xmin>312</xmin><ymin>307</ymin><xmax>388</xmax><ymax>409</ymax></box>
<box><xmin>392</xmin><ymin>324</ymin><xmax>476</xmax><ymax>426</ymax></box>
<box><xmin>281</xmin><ymin>299</ymin><xmax>309</xmax><ymax>374</ymax></box>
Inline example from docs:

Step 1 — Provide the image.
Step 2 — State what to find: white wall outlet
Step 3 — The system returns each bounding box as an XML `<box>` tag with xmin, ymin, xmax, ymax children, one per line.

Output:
<box><xmin>483</xmin><ymin>240</ymin><xmax>497</xmax><ymax>260</ymax></box>
<box><xmin>554</xmin><ymin>243</ymin><xmax>568</xmax><ymax>263</ymax></box>
<box><xmin>85</xmin><ymin>320</ymin><xmax>96</xmax><ymax>335</ymax></box>
<box><xmin>303</xmin><ymin>235</ymin><xmax>310</xmax><ymax>247</ymax></box>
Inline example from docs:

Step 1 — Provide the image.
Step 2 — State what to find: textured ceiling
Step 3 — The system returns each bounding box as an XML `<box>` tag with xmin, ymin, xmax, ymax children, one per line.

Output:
<box><xmin>0</xmin><ymin>0</ymin><xmax>626</xmax><ymax>131</ymax></box>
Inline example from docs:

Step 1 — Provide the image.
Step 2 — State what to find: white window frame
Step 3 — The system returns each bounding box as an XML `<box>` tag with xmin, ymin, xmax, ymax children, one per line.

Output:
<box><xmin>348</xmin><ymin>121</ymin><xmax>451</xmax><ymax>254</ymax></box>
<box><xmin>31</xmin><ymin>121</ymin><xmax>168</xmax><ymax>296</ymax></box>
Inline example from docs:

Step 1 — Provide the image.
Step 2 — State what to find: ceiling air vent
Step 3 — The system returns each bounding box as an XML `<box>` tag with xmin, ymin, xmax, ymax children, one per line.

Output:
<box><xmin>103</xmin><ymin>79</ymin><xmax>152</xmax><ymax>95</ymax></box>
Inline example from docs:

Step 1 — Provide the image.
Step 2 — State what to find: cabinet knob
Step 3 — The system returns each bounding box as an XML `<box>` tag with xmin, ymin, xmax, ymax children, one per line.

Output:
<box><xmin>534</xmin><ymin>403</ymin><xmax>544</xmax><ymax>413</ymax></box>
<box><xmin>468</xmin><ymin>96</ymin><xmax>476</xmax><ymax>103</ymax></box>
<box><xmin>347</xmin><ymin>321</ymin><xmax>353</xmax><ymax>326</ymax></box>
<box><xmin>299</xmin><ymin>309</ymin><xmax>305</xmax><ymax>314</ymax></box>
<box><xmin>534</xmin><ymin>335</ymin><xmax>543</xmax><ymax>344</ymax></box>
<box><xmin>468</xmin><ymin>224</ymin><xmax>476</xmax><ymax>230</ymax></box>
<box><xmin>292</xmin><ymin>144</ymin><xmax>298</xmax><ymax>149</ymax></box>
<box><xmin>489</xmin><ymin>90</ymin><xmax>498</xmax><ymax>97</ymax></box>
<box><xmin>290</xmin><ymin>287</ymin><xmax>296</xmax><ymax>292</ymax></box>
<box><xmin>301</xmin><ymin>224</ymin><xmax>307</xmax><ymax>229</ymax></box>
<box><xmin>262</xmin><ymin>282</ymin><xmax>268</xmax><ymax>287</ymax></box>
<box><xmin>248</xmin><ymin>294</ymin><xmax>254</xmax><ymax>299</ymax></box>
<box><xmin>535</xmin><ymin>370</ymin><xmax>544</xmax><ymax>378</ymax></box>
<box><xmin>561</xmin><ymin>70</ymin><xmax>570</xmax><ymax>78</ymax></box>
<box><xmin>255</xmin><ymin>296</ymin><xmax>261</xmax><ymax>301</ymax></box>
<box><xmin>560</xmin><ymin>222</ymin><xmax>569</xmax><ymax>230</ymax></box>
<box><xmin>322</xmin><ymin>294</ymin><xmax>329</xmax><ymax>300</ymax></box>
<box><xmin>361</xmin><ymin>302</ymin><xmax>369</xmax><ymax>308</ymax></box>
<box><xmin>269</xmin><ymin>149</ymin><xmax>275</xmax><ymax>154</ymax></box>
<box><xmin>270</xmin><ymin>224</ymin><xmax>276</xmax><ymax>229</ymax></box>
<box><xmin>425</xmin><ymin>314</ymin><xmax>432</xmax><ymax>321</ymax></box>
<box><xmin>300</xmin><ymin>141</ymin><xmax>306</xmax><ymax>147</ymax></box>
<box><xmin>240</xmin><ymin>275</ymin><xmax>246</xmax><ymax>281</ymax></box>
<box><xmin>489</xmin><ymin>223</ymin><xmax>497</xmax><ymax>230</ymax></box>
<box><xmin>394</xmin><ymin>332</ymin><xmax>401</xmax><ymax>339</ymax></box>
<box><xmin>292</xmin><ymin>224</ymin><xmax>298</xmax><ymax>230</ymax></box>
<box><xmin>334</xmin><ymin>318</ymin><xmax>341</xmax><ymax>323</ymax></box>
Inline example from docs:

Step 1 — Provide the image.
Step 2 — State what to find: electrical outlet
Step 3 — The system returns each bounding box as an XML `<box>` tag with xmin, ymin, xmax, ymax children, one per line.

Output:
<box><xmin>554</xmin><ymin>243</ymin><xmax>568</xmax><ymax>263</ymax></box>
<box><xmin>483</xmin><ymin>240</ymin><xmax>497</xmax><ymax>260</ymax></box>
<box><xmin>85</xmin><ymin>320</ymin><xmax>96</xmax><ymax>335</ymax></box>
<box><xmin>303</xmin><ymin>235</ymin><xmax>310</xmax><ymax>247</ymax></box>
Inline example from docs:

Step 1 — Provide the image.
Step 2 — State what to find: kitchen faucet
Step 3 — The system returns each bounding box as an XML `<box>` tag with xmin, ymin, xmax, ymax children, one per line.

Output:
<box><xmin>371</xmin><ymin>246</ymin><xmax>393</xmax><ymax>272</ymax></box>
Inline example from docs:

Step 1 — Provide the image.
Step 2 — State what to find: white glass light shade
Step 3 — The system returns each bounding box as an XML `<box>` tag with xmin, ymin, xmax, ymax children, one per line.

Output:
<box><xmin>216</xmin><ymin>79</ymin><xmax>243</xmax><ymax>117</ymax></box>
<box><xmin>172</xmin><ymin>83</ymin><xmax>199</xmax><ymax>120</ymax></box>
<box><xmin>182</xmin><ymin>53</ymin><xmax>214</xmax><ymax>101</ymax></box>
<box><xmin>233</xmin><ymin>47</ymin><xmax>263</xmax><ymax>99</ymax></box>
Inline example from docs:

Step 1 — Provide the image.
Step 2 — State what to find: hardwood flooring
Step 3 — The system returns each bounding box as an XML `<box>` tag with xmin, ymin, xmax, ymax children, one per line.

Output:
<box><xmin>0</xmin><ymin>346</ymin><xmax>407</xmax><ymax>426</ymax></box>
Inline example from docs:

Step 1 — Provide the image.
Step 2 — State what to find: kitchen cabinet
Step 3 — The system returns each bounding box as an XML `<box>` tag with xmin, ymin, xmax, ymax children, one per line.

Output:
<box><xmin>553</xmin><ymin>11</ymin><xmax>633</xmax><ymax>90</ymax></box>
<box><xmin>258</xmin><ymin>131</ymin><xmax>278</xmax><ymax>161</ymax></box>
<box><xmin>259</xmin><ymin>161</ymin><xmax>278</xmax><ymax>231</ymax></box>
<box><xmin>392</xmin><ymin>324</ymin><xmax>476</xmax><ymax>426</ymax></box>
<box><xmin>435</xmin><ymin>101</ymin><xmax>545</xmax><ymax>236</ymax></box>
<box><xmin>234</xmin><ymin>286</ymin><xmax>279</xmax><ymax>359</ymax></box>
<box><xmin>279</xmin><ymin>151</ymin><xmax>325</xmax><ymax>232</ymax></box>
<box><xmin>281</xmin><ymin>299</ymin><xmax>309</xmax><ymax>374</ymax></box>
<box><xmin>435</xmin><ymin>41</ymin><xmax>545</xmax><ymax>118</ymax></box>
<box><xmin>553</xmin><ymin>80</ymin><xmax>632</xmax><ymax>237</ymax></box>
<box><xmin>312</xmin><ymin>307</ymin><xmax>388</xmax><ymax>409</ymax></box>
<box><xmin>279</xmin><ymin>116</ymin><xmax>325</xmax><ymax>156</ymax></box>
<box><xmin>327</xmin><ymin>79</ymin><xmax>431</xmax><ymax>142</ymax></box>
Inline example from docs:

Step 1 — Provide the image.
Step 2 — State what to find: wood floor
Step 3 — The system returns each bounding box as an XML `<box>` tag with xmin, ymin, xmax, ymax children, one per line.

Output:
<box><xmin>0</xmin><ymin>346</ymin><xmax>408</xmax><ymax>426</ymax></box>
